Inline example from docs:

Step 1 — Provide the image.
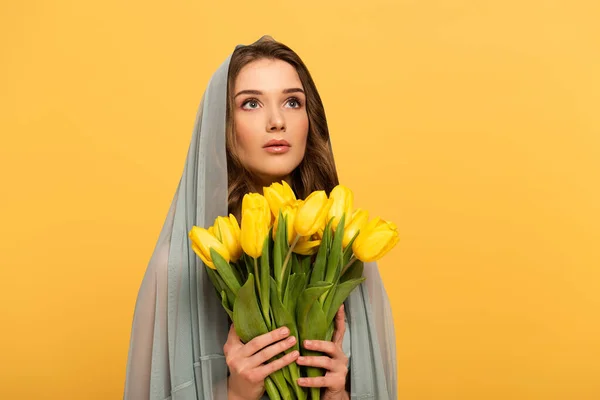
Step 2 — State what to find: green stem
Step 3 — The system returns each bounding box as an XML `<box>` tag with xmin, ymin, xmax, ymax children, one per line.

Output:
<box><xmin>340</xmin><ymin>255</ymin><xmax>357</xmax><ymax>277</ymax></box>
<box><xmin>280</xmin><ymin>234</ymin><xmax>301</xmax><ymax>284</ymax></box>
<box><xmin>253</xmin><ymin>257</ymin><xmax>262</xmax><ymax>306</ymax></box>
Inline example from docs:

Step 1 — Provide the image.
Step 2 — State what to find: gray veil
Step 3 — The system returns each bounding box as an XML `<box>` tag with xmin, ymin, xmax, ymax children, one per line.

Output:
<box><xmin>123</xmin><ymin>37</ymin><xmax>397</xmax><ymax>400</ymax></box>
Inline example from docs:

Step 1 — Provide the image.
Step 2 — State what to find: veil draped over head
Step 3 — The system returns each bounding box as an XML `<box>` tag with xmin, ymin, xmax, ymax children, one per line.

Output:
<box><xmin>124</xmin><ymin>36</ymin><xmax>397</xmax><ymax>400</ymax></box>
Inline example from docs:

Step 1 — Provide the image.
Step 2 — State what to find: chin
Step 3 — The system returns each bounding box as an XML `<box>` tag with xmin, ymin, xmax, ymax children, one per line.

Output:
<box><xmin>257</xmin><ymin>165</ymin><xmax>297</xmax><ymax>184</ymax></box>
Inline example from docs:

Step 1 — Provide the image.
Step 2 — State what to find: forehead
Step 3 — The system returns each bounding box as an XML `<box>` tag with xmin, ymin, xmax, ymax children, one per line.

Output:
<box><xmin>234</xmin><ymin>59</ymin><xmax>303</xmax><ymax>91</ymax></box>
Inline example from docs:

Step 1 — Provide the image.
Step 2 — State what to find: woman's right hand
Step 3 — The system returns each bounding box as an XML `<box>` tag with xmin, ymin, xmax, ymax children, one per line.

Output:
<box><xmin>225</xmin><ymin>324</ymin><xmax>299</xmax><ymax>400</ymax></box>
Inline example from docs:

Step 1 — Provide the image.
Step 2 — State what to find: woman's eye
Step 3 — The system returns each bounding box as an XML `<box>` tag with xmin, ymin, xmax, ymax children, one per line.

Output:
<box><xmin>286</xmin><ymin>98</ymin><xmax>302</xmax><ymax>108</ymax></box>
<box><xmin>242</xmin><ymin>99</ymin><xmax>259</xmax><ymax>109</ymax></box>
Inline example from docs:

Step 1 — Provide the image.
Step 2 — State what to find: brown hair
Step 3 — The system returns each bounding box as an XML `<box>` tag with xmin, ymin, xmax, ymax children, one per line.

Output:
<box><xmin>226</xmin><ymin>36</ymin><xmax>339</xmax><ymax>216</ymax></box>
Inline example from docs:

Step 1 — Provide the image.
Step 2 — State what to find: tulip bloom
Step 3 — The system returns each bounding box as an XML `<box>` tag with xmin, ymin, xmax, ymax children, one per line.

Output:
<box><xmin>273</xmin><ymin>203</ymin><xmax>299</xmax><ymax>245</ymax></box>
<box><xmin>293</xmin><ymin>238</ymin><xmax>321</xmax><ymax>255</ymax></box>
<box><xmin>263</xmin><ymin>181</ymin><xmax>296</xmax><ymax>218</ymax></box>
<box><xmin>240</xmin><ymin>205</ymin><xmax>271</xmax><ymax>259</ymax></box>
<box><xmin>343</xmin><ymin>209</ymin><xmax>369</xmax><ymax>248</ymax></box>
<box><xmin>294</xmin><ymin>191</ymin><xmax>331</xmax><ymax>237</ymax></box>
<box><xmin>352</xmin><ymin>217</ymin><xmax>399</xmax><ymax>262</ymax></box>
<box><xmin>242</xmin><ymin>193</ymin><xmax>271</xmax><ymax>227</ymax></box>
<box><xmin>328</xmin><ymin>184</ymin><xmax>354</xmax><ymax>230</ymax></box>
<box><xmin>188</xmin><ymin>226</ymin><xmax>231</xmax><ymax>269</ymax></box>
<box><xmin>212</xmin><ymin>214</ymin><xmax>242</xmax><ymax>262</ymax></box>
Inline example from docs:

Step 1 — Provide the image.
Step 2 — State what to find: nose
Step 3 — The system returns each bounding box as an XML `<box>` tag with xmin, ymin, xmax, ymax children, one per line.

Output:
<box><xmin>267</xmin><ymin>108</ymin><xmax>286</xmax><ymax>132</ymax></box>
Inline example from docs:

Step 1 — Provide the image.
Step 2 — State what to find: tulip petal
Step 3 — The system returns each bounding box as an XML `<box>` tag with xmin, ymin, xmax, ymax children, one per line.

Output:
<box><xmin>354</xmin><ymin>230</ymin><xmax>399</xmax><ymax>262</ymax></box>
<box><xmin>192</xmin><ymin>242</ymin><xmax>215</xmax><ymax>269</ymax></box>
<box><xmin>293</xmin><ymin>239</ymin><xmax>321</xmax><ymax>256</ymax></box>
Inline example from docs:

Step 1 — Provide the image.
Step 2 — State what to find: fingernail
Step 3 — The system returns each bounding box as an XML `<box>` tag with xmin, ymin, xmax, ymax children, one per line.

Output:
<box><xmin>287</xmin><ymin>336</ymin><xmax>296</xmax><ymax>344</ymax></box>
<box><xmin>280</xmin><ymin>327</ymin><xmax>289</xmax><ymax>335</ymax></box>
<box><xmin>304</xmin><ymin>340</ymin><xmax>311</xmax><ymax>347</ymax></box>
<box><xmin>297</xmin><ymin>356</ymin><xmax>305</xmax><ymax>362</ymax></box>
<box><xmin>291</xmin><ymin>351</ymin><xmax>299</xmax><ymax>357</ymax></box>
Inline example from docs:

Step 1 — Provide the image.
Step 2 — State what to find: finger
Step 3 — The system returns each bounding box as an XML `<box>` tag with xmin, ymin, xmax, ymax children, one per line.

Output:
<box><xmin>228</xmin><ymin>324</ymin><xmax>242</xmax><ymax>343</ymax></box>
<box><xmin>303</xmin><ymin>340</ymin><xmax>338</xmax><ymax>356</ymax></box>
<box><xmin>227</xmin><ymin>324</ymin><xmax>244</xmax><ymax>348</ymax></box>
<box><xmin>256</xmin><ymin>349</ymin><xmax>300</xmax><ymax>379</ymax></box>
<box><xmin>297</xmin><ymin>375</ymin><xmax>344</xmax><ymax>388</ymax></box>
<box><xmin>247</xmin><ymin>334</ymin><xmax>297</xmax><ymax>368</ymax></box>
<box><xmin>296</xmin><ymin>355</ymin><xmax>339</xmax><ymax>372</ymax></box>
<box><xmin>332</xmin><ymin>304</ymin><xmax>346</xmax><ymax>344</ymax></box>
<box><xmin>224</xmin><ymin>324</ymin><xmax>243</xmax><ymax>356</ymax></box>
<box><xmin>241</xmin><ymin>326</ymin><xmax>290</xmax><ymax>358</ymax></box>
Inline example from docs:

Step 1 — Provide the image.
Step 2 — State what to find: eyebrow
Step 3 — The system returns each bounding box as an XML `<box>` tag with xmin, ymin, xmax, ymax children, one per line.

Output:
<box><xmin>234</xmin><ymin>88</ymin><xmax>305</xmax><ymax>99</ymax></box>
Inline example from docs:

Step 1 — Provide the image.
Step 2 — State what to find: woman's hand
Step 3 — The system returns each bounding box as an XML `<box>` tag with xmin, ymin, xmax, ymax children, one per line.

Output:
<box><xmin>296</xmin><ymin>304</ymin><xmax>350</xmax><ymax>400</ymax></box>
<box><xmin>224</xmin><ymin>324</ymin><xmax>299</xmax><ymax>400</ymax></box>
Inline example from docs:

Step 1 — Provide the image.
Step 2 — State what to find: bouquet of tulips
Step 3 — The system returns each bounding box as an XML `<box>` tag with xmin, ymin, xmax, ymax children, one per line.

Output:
<box><xmin>188</xmin><ymin>182</ymin><xmax>399</xmax><ymax>400</ymax></box>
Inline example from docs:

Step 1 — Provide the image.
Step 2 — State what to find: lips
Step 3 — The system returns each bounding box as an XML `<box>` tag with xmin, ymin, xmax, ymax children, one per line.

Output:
<box><xmin>263</xmin><ymin>139</ymin><xmax>291</xmax><ymax>148</ymax></box>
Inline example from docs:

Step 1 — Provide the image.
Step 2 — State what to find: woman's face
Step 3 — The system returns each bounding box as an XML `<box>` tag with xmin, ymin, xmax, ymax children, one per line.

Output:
<box><xmin>232</xmin><ymin>58</ymin><xmax>309</xmax><ymax>187</ymax></box>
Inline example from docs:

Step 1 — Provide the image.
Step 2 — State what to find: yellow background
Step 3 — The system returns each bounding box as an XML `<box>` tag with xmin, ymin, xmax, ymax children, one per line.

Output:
<box><xmin>1</xmin><ymin>0</ymin><xmax>599</xmax><ymax>398</ymax></box>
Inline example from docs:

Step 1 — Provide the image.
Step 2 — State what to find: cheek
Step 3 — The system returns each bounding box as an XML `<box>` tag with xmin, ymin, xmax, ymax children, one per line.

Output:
<box><xmin>233</xmin><ymin>116</ymin><xmax>259</xmax><ymax>154</ymax></box>
<box><xmin>295</xmin><ymin>116</ymin><xmax>309</xmax><ymax>152</ymax></box>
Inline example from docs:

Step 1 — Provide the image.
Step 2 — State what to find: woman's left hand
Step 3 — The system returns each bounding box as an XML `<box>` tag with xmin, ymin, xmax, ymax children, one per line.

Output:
<box><xmin>296</xmin><ymin>304</ymin><xmax>350</xmax><ymax>400</ymax></box>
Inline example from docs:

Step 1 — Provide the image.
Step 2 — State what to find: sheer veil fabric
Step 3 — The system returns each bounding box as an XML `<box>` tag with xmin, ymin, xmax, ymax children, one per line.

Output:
<box><xmin>123</xmin><ymin>36</ymin><xmax>397</xmax><ymax>400</ymax></box>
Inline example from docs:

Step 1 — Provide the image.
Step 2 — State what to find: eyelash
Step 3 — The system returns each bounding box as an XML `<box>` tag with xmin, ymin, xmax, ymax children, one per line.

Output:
<box><xmin>241</xmin><ymin>97</ymin><xmax>303</xmax><ymax>110</ymax></box>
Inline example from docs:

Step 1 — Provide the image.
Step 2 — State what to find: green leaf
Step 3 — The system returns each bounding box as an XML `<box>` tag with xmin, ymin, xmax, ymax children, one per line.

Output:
<box><xmin>300</xmin><ymin>255</ymin><xmax>311</xmax><ymax>276</ymax></box>
<box><xmin>300</xmin><ymin>298</ymin><xmax>329</xmax><ymax>400</ymax></box>
<box><xmin>296</xmin><ymin>282</ymin><xmax>331</xmax><ymax>345</ymax></box>
<box><xmin>273</xmin><ymin>210</ymin><xmax>286</xmax><ymax>285</ymax></box>
<box><xmin>283</xmin><ymin>273</ymin><xmax>306</xmax><ymax>316</ymax></box>
<box><xmin>322</xmin><ymin>285</ymin><xmax>336</xmax><ymax>318</ymax></box>
<box><xmin>271</xmin><ymin>371</ymin><xmax>293</xmax><ymax>400</ymax></box>
<box><xmin>233</xmin><ymin>274</ymin><xmax>268</xmax><ymax>343</ymax></box>
<box><xmin>269</xmin><ymin>278</ymin><xmax>299</xmax><ymax>352</ymax></box>
<box><xmin>325</xmin><ymin>214</ymin><xmax>346</xmax><ymax>284</ymax></box>
<box><xmin>260</xmin><ymin>236</ymin><xmax>271</xmax><ymax>330</ymax></box>
<box><xmin>264</xmin><ymin>377</ymin><xmax>282</xmax><ymax>400</ymax></box>
<box><xmin>269</xmin><ymin>278</ymin><xmax>306</xmax><ymax>400</ymax></box>
<box><xmin>341</xmin><ymin>259</ymin><xmax>364</xmax><ymax>283</ymax></box>
<box><xmin>210</xmin><ymin>248</ymin><xmax>241</xmax><ymax>296</ymax></box>
<box><xmin>220</xmin><ymin>290</ymin><xmax>233</xmax><ymax>320</ymax></box>
<box><xmin>243</xmin><ymin>253</ymin><xmax>254</xmax><ymax>276</ymax></box>
<box><xmin>229</xmin><ymin>261</ymin><xmax>243</xmax><ymax>286</ymax></box>
<box><xmin>325</xmin><ymin>277</ymin><xmax>366</xmax><ymax>324</ymax></box>
<box><xmin>342</xmin><ymin>231</ymin><xmax>360</xmax><ymax>266</ymax></box>
<box><xmin>204</xmin><ymin>266</ymin><xmax>222</xmax><ymax>296</ymax></box>
<box><xmin>291</xmin><ymin>253</ymin><xmax>301</xmax><ymax>275</ymax></box>
<box><xmin>212</xmin><ymin>270</ymin><xmax>236</xmax><ymax>307</ymax></box>
<box><xmin>310</xmin><ymin>219</ymin><xmax>333</xmax><ymax>285</ymax></box>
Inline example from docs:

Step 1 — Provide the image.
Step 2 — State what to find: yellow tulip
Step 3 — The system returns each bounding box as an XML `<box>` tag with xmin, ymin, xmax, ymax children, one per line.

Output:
<box><xmin>212</xmin><ymin>214</ymin><xmax>242</xmax><ymax>262</ymax></box>
<box><xmin>343</xmin><ymin>209</ymin><xmax>369</xmax><ymax>248</ymax></box>
<box><xmin>293</xmin><ymin>238</ymin><xmax>321</xmax><ymax>255</ymax></box>
<box><xmin>273</xmin><ymin>203</ymin><xmax>298</xmax><ymax>245</ymax></box>
<box><xmin>294</xmin><ymin>191</ymin><xmax>332</xmax><ymax>237</ymax></box>
<box><xmin>240</xmin><ymin>205</ymin><xmax>270</xmax><ymax>259</ymax></box>
<box><xmin>263</xmin><ymin>181</ymin><xmax>296</xmax><ymax>218</ymax></box>
<box><xmin>188</xmin><ymin>226</ymin><xmax>231</xmax><ymax>269</ymax></box>
<box><xmin>242</xmin><ymin>193</ymin><xmax>272</xmax><ymax>227</ymax></box>
<box><xmin>328</xmin><ymin>184</ymin><xmax>354</xmax><ymax>230</ymax></box>
<box><xmin>352</xmin><ymin>217</ymin><xmax>399</xmax><ymax>262</ymax></box>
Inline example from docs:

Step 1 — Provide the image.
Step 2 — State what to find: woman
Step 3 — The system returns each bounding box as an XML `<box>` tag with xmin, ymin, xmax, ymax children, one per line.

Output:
<box><xmin>124</xmin><ymin>35</ymin><xmax>397</xmax><ymax>400</ymax></box>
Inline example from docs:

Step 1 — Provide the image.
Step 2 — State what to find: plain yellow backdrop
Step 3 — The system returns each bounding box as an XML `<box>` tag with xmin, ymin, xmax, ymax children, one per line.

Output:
<box><xmin>1</xmin><ymin>0</ymin><xmax>599</xmax><ymax>399</ymax></box>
